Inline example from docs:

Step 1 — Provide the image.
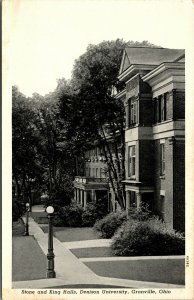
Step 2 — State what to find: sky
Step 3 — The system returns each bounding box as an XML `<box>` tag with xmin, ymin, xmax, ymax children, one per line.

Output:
<box><xmin>7</xmin><ymin>0</ymin><xmax>194</xmax><ymax>96</ymax></box>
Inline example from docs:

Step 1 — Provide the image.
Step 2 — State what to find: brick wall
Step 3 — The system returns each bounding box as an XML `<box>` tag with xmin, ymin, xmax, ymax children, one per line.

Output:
<box><xmin>139</xmin><ymin>97</ymin><xmax>153</xmax><ymax>125</ymax></box>
<box><xmin>174</xmin><ymin>90</ymin><xmax>185</xmax><ymax>120</ymax></box>
<box><xmin>140</xmin><ymin>77</ymin><xmax>152</xmax><ymax>93</ymax></box>
<box><xmin>139</xmin><ymin>140</ymin><xmax>154</xmax><ymax>183</ymax></box>
<box><xmin>154</xmin><ymin>139</ymin><xmax>174</xmax><ymax>228</ymax></box>
<box><xmin>173</xmin><ymin>140</ymin><xmax>185</xmax><ymax>232</ymax></box>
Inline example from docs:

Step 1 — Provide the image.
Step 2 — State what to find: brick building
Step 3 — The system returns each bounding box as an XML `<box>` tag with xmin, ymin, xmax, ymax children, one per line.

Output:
<box><xmin>74</xmin><ymin>46</ymin><xmax>185</xmax><ymax>232</ymax></box>
<box><xmin>74</xmin><ymin>133</ymin><xmax>124</xmax><ymax>212</ymax></box>
<box><xmin>74</xmin><ymin>145</ymin><xmax>109</xmax><ymax>209</ymax></box>
<box><xmin>117</xmin><ymin>47</ymin><xmax>185</xmax><ymax>232</ymax></box>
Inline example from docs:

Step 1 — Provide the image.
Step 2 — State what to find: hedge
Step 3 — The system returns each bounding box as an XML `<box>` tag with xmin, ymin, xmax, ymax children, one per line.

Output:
<box><xmin>111</xmin><ymin>217</ymin><xmax>185</xmax><ymax>256</ymax></box>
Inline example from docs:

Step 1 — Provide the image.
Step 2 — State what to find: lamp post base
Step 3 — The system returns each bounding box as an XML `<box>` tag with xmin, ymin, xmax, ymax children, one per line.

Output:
<box><xmin>46</xmin><ymin>270</ymin><xmax>56</xmax><ymax>278</ymax></box>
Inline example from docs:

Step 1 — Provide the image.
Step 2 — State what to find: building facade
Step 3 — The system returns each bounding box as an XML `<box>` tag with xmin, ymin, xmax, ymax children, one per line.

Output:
<box><xmin>73</xmin><ymin>47</ymin><xmax>185</xmax><ymax>232</ymax></box>
<box><xmin>117</xmin><ymin>47</ymin><xmax>185</xmax><ymax>232</ymax></box>
<box><xmin>74</xmin><ymin>135</ymin><xmax>124</xmax><ymax>212</ymax></box>
<box><xmin>74</xmin><ymin>145</ymin><xmax>109</xmax><ymax>209</ymax></box>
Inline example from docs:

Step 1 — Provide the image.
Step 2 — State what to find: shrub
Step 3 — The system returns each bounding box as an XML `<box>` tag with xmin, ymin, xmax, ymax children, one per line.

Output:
<box><xmin>111</xmin><ymin>217</ymin><xmax>185</xmax><ymax>256</ymax></box>
<box><xmin>128</xmin><ymin>202</ymin><xmax>153</xmax><ymax>221</ymax></box>
<box><xmin>12</xmin><ymin>200</ymin><xmax>25</xmax><ymax>222</ymax></box>
<box><xmin>41</xmin><ymin>194</ymin><xmax>70</xmax><ymax>213</ymax></box>
<box><xmin>52</xmin><ymin>215</ymin><xmax>65</xmax><ymax>227</ymax></box>
<box><xmin>82</xmin><ymin>203</ymin><xmax>99</xmax><ymax>227</ymax></box>
<box><xmin>62</xmin><ymin>203</ymin><xmax>83</xmax><ymax>227</ymax></box>
<box><xmin>94</xmin><ymin>211</ymin><xmax>127</xmax><ymax>238</ymax></box>
<box><xmin>82</xmin><ymin>199</ymin><xmax>108</xmax><ymax>227</ymax></box>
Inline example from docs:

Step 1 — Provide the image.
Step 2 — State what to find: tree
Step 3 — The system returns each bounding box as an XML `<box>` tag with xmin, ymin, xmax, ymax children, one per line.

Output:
<box><xmin>12</xmin><ymin>86</ymin><xmax>43</xmax><ymax>205</ymax></box>
<box><xmin>59</xmin><ymin>39</ymin><xmax>160</xmax><ymax>209</ymax></box>
<box><xmin>58</xmin><ymin>40</ymin><xmax>126</xmax><ymax>208</ymax></box>
<box><xmin>12</xmin><ymin>85</ymin><xmax>75</xmax><ymax>211</ymax></box>
<box><xmin>30</xmin><ymin>90</ymin><xmax>74</xmax><ymax>205</ymax></box>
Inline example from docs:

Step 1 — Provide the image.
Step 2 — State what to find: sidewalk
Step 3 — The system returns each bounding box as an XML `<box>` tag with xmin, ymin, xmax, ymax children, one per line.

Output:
<box><xmin>13</xmin><ymin>216</ymin><xmax>184</xmax><ymax>289</ymax></box>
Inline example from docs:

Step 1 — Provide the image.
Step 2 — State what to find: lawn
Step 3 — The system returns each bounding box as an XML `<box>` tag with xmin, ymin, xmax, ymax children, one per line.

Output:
<box><xmin>84</xmin><ymin>258</ymin><xmax>185</xmax><ymax>285</ymax></box>
<box><xmin>30</xmin><ymin>211</ymin><xmax>48</xmax><ymax>224</ymax></box>
<box><xmin>40</xmin><ymin>225</ymin><xmax>99</xmax><ymax>242</ymax></box>
<box><xmin>12</xmin><ymin>236</ymin><xmax>46</xmax><ymax>281</ymax></box>
<box><xmin>71</xmin><ymin>247</ymin><xmax>113</xmax><ymax>258</ymax></box>
<box><xmin>12</xmin><ymin>219</ymin><xmax>25</xmax><ymax>236</ymax></box>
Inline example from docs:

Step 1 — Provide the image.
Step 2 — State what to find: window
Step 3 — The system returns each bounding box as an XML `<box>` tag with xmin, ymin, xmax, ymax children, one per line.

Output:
<box><xmin>161</xmin><ymin>94</ymin><xmax>167</xmax><ymax>121</ymax></box>
<box><xmin>126</xmin><ymin>98</ymin><xmax>137</xmax><ymax>126</ymax></box>
<box><xmin>154</xmin><ymin>94</ymin><xmax>167</xmax><ymax>124</ymax></box>
<box><xmin>157</xmin><ymin>97</ymin><xmax>161</xmax><ymax>122</ymax></box>
<box><xmin>160</xmin><ymin>143</ymin><xmax>165</xmax><ymax>176</ymax></box>
<box><xmin>128</xmin><ymin>146</ymin><xmax>136</xmax><ymax>177</ymax></box>
<box><xmin>96</xmin><ymin>168</ymin><xmax>98</xmax><ymax>177</ymax></box>
<box><xmin>130</xmin><ymin>100</ymin><xmax>137</xmax><ymax>125</ymax></box>
<box><xmin>88</xmin><ymin>168</ymin><xmax>91</xmax><ymax>177</ymax></box>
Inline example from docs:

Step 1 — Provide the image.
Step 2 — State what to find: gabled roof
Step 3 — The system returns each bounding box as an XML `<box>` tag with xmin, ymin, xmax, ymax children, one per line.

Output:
<box><xmin>119</xmin><ymin>47</ymin><xmax>185</xmax><ymax>75</ymax></box>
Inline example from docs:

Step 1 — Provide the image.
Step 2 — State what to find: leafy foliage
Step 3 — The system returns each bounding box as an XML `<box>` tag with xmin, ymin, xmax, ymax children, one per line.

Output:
<box><xmin>94</xmin><ymin>211</ymin><xmax>127</xmax><ymax>238</ymax></box>
<box><xmin>12</xmin><ymin>39</ymin><xmax>160</xmax><ymax>216</ymax></box>
<box><xmin>12</xmin><ymin>199</ymin><xmax>25</xmax><ymax>221</ymax></box>
<box><xmin>112</xmin><ymin>218</ymin><xmax>185</xmax><ymax>256</ymax></box>
<box><xmin>82</xmin><ymin>198</ymin><xmax>108</xmax><ymax>227</ymax></box>
<box><xmin>12</xmin><ymin>85</ymin><xmax>75</xmax><ymax>213</ymax></box>
<box><xmin>128</xmin><ymin>202</ymin><xmax>153</xmax><ymax>221</ymax></box>
<box><xmin>12</xmin><ymin>86</ymin><xmax>44</xmax><ymax>205</ymax></box>
<box><xmin>62</xmin><ymin>203</ymin><xmax>83</xmax><ymax>227</ymax></box>
<box><xmin>59</xmin><ymin>40</ymin><xmax>127</xmax><ymax>208</ymax></box>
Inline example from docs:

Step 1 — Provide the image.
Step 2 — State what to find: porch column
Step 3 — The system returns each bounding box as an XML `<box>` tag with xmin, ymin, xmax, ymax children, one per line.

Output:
<box><xmin>126</xmin><ymin>191</ymin><xmax>130</xmax><ymax>218</ymax></box>
<box><xmin>125</xmin><ymin>103</ymin><xmax>129</xmax><ymax>129</ymax></box>
<box><xmin>74</xmin><ymin>188</ymin><xmax>77</xmax><ymax>202</ymax></box>
<box><xmin>77</xmin><ymin>189</ymin><xmax>80</xmax><ymax>204</ymax></box>
<box><xmin>136</xmin><ymin>192</ymin><xmax>142</xmax><ymax>208</ymax></box>
<box><xmin>84</xmin><ymin>191</ymin><xmax>87</xmax><ymax>208</ymax></box>
<box><xmin>80</xmin><ymin>189</ymin><xmax>84</xmax><ymax>207</ymax></box>
<box><xmin>91</xmin><ymin>189</ymin><xmax>95</xmax><ymax>202</ymax></box>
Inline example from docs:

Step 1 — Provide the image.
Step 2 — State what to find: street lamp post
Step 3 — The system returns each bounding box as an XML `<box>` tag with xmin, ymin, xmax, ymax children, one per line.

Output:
<box><xmin>46</xmin><ymin>206</ymin><xmax>56</xmax><ymax>278</ymax></box>
<box><xmin>24</xmin><ymin>202</ymin><xmax>30</xmax><ymax>236</ymax></box>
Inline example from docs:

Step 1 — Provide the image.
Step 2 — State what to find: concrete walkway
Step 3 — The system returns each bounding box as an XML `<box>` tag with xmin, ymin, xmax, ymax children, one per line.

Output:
<box><xmin>62</xmin><ymin>239</ymin><xmax>111</xmax><ymax>249</ymax></box>
<box><xmin>31</xmin><ymin>204</ymin><xmax>45</xmax><ymax>212</ymax></box>
<box><xmin>12</xmin><ymin>217</ymin><xmax>184</xmax><ymax>289</ymax></box>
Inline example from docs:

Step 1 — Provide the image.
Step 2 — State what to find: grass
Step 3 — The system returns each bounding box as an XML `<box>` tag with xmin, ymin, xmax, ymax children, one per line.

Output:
<box><xmin>30</xmin><ymin>211</ymin><xmax>48</xmax><ymax>224</ymax></box>
<box><xmin>40</xmin><ymin>225</ymin><xmax>99</xmax><ymax>242</ymax></box>
<box><xmin>12</xmin><ymin>218</ymin><xmax>25</xmax><ymax>236</ymax></box>
<box><xmin>71</xmin><ymin>247</ymin><xmax>113</xmax><ymax>258</ymax></box>
<box><xmin>84</xmin><ymin>259</ymin><xmax>185</xmax><ymax>285</ymax></box>
<box><xmin>12</xmin><ymin>236</ymin><xmax>46</xmax><ymax>281</ymax></box>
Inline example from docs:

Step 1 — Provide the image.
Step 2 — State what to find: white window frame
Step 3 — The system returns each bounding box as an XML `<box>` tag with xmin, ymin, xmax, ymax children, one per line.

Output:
<box><xmin>128</xmin><ymin>145</ymin><xmax>136</xmax><ymax>177</ymax></box>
